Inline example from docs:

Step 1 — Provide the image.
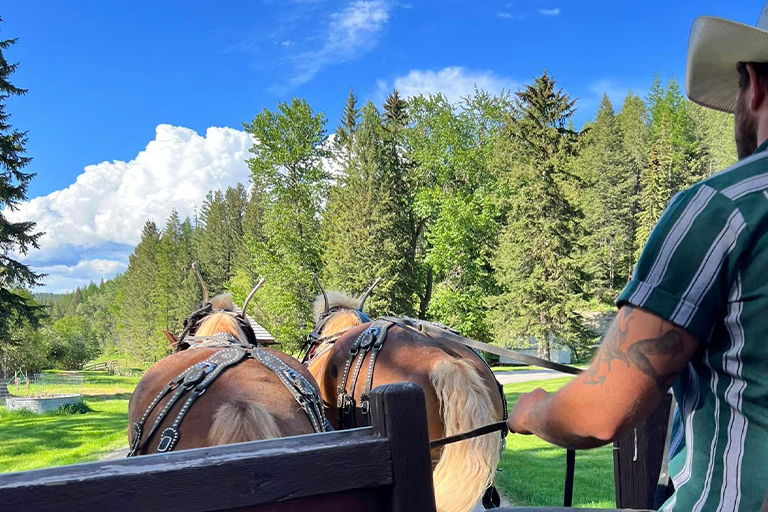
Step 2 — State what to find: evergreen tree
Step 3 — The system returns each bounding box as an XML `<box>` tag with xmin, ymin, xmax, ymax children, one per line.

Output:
<box><xmin>335</xmin><ymin>87</ymin><xmax>360</xmax><ymax>169</ymax></box>
<box><xmin>119</xmin><ymin>221</ymin><xmax>163</xmax><ymax>363</ymax></box>
<box><xmin>0</xmin><ymin>20</ymin><xmax>44</xmax><ymax>355</ymax></box>
<box><xmin>616</xmin><ymin>91</ymin><xmax>649</xmax><ymax>275</ymax></box>
<box><xmin>489</xmin><ymin>72</ymin><xmax>594</xmax><ymax>360</ymax></box>
<box><xmin>243</xmin><ymin>98</ymin><xmax>328</xmax><ymax>348</ymax></box>
<box><xmin>575</xmin><ymin>94</ymin><xmax>634</xmax><ymax>301</ymax></box>
<box><xmin>636</xmin><ymin>76</ymin><xmax>701</xmax><ymax>256</ymax></box>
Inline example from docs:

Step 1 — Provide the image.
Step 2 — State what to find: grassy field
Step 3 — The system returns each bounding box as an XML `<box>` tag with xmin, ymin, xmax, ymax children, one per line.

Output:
<box><xmin>1</xmin><ymin>371</ymin><xmax>614</xmax><ymax>508</ymax></box>
<box><xmin>497</xmin><ymin>377</ymin><xmax>615</xmax><ymax>508</ymax></box>
<box><xmin>0</xmin><ymin>372</ymin><xmax>139</xmax><ymax>473</ymax></box>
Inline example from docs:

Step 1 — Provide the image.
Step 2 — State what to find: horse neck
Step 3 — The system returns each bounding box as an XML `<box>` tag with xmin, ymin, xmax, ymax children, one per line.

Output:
<box><xmin>197</xmin><ymin>313</ymin><xmax>244</xmax><ymax>340</ymax></box>
<box><xmin>321</xmin><ymin>310</ymin><xmax>363</xmax><ymax>337</ymax></box>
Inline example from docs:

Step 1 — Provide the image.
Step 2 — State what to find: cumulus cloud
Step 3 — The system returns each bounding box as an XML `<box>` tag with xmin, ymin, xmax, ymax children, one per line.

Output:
<box><xmin>378</xmin><ymin>66</ymin><xmax>519</xmax><ymax>105</ymax></box>
<box><xmin>539</xmin><ymin>8</ymin><xmax>561</xmax><ymax>16</ymax></box>
<box><xmin>285</xmin><ymin>1</ymin><xmax>394</xmax><ymax>88</ymax></box>
<box><xmin>6</xmin><ymin>125</ymin><xmax>254</xmax><ymax>292</ymax></box>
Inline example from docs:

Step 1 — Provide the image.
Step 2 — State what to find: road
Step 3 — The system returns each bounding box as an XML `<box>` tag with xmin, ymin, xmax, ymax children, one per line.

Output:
<box><xmin>493</xmin><ymin>368</ymin><xmax>573</xmax><ymax>385</ymax></box>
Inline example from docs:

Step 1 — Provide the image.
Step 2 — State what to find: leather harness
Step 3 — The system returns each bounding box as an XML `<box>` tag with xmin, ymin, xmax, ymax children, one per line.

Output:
<box><xmin>307</xmin><ymin>313</ymin><xmax>508</xmax><ymax>438</ymax></box>
<box><xmin>127</xmin><ymin>309</ymin><xmax>330</xmax><ymax>458</ymax></box>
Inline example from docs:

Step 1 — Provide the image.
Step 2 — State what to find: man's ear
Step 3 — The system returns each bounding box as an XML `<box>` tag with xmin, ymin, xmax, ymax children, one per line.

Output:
<box><xmin>162</xmin><ymin>329</ymin><xmax>178</xmax><ymax>346</ymax></box>
<box><xmin>747</xmin><ymin>63</ymin><xmax>767</xmax><ymax>111</ymax></box>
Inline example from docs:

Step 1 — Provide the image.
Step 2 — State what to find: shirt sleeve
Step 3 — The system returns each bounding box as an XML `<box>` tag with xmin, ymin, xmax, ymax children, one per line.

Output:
<box><xmin>616</xmin><ymin>183</ymin><xmax>750</xmax><ymax>341</ymax></box>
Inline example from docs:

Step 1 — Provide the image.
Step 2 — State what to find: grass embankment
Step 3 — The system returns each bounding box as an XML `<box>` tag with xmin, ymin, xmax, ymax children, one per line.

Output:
<box><xmin>497</xmin><ymin>377</ymin><xmax>615</xmax><ymax>508</ymax></box>
<box><xmin>0</xmin><ymin>372</ymin><xmax>140</xmax><ymax>473</ymax></box>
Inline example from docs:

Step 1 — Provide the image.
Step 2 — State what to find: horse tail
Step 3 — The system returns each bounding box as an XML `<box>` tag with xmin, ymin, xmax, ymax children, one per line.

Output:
<box><xmin>208</xmin><ymin>399</ymin><xmax>282</xmax><ymax>446</ymax></box>
<box><xmin>430</xmin><ymin>358</ymin><xmax>502</xmax><ymax>512</ymax></box>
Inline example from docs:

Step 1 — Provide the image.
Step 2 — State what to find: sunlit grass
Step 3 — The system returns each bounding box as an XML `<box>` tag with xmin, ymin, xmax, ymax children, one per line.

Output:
<box><xmin>497</xmin><ymin>377</ymin><xmax>615</xmax><ymax>508</ymax></box>
<box><xmin>0</xmin><ymin>395</ymin><xmax>131</xmax><ymax>473</ymax></box>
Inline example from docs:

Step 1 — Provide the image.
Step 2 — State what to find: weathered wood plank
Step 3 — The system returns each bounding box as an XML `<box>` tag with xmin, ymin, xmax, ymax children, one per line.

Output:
<box><xmin>0</xmin><ymin>429</ymin><xmax>392</xmax><ymax>512</ymax></box>
<box><xmin>371</xmin><ymin>383</ymin><xmax>437</xmax><ymax>512</ymax></box>
<box><xmin>613</xmin><ymin>394</ymin><xmax>674</xmax><ymax>510</ymax></box>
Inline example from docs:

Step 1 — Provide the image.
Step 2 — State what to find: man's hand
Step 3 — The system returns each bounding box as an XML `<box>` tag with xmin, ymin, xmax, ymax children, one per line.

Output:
<box><xmin>505</xmin><ymin>305</ymin><xmax>699</xmax><ymax>450</ymax></box>
<box><xmin>507</xmin><ymin>388</ymin><xmax>549</xmax><ymax>435</ymax></box>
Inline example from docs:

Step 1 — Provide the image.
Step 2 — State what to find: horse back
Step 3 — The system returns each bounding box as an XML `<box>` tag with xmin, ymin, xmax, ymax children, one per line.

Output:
<box><xmin>129</xmin><ymin>348</ymin><xmax>317</xmax><ymax>455</ymax></box>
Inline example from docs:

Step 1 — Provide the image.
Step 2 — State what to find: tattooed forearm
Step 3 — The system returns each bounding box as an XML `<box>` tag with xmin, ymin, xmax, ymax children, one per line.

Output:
<box><xmin>582</xmin><ymin>307</ymin><xmax>686</xmax><ymax>392</ymax></box>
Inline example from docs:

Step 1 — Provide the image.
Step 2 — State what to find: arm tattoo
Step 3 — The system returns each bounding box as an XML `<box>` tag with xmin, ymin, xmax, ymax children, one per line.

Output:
<box><xmin>582</xmin><ymin>307</ymin><xmax>685</xmax><ymax>392</ymax></box>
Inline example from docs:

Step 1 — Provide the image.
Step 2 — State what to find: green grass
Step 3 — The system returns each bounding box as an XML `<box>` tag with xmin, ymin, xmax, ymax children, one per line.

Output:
<box><xmin>0</xmin><ymin>370</ymin><xmax>141</xmax><ymax>473</ymax></box>
<box><xmin>491</xmin><ymin>365</ymin><xmax>538</xmax><ymax>372</ymax></box>
<box><xmin>496</xmin><ymin>377</ymin><xmax>615</xmax><ymax>508</ymax></box>
<box><xmin>6</xmin><ymin>370</ymin><xmax>141</xmax><ymax>398</ymax></box>
<box><xmin>0</xmin><ymin>395</ymin><xmax>132</xmax><ymax>473</ymax></box>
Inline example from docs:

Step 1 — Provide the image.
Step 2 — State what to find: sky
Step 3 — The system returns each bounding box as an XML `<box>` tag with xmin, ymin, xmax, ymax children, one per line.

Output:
<box><xmin>1</xmin><ymin>1</ymin><xmax>759</xmax><ymax>293</ymax></box>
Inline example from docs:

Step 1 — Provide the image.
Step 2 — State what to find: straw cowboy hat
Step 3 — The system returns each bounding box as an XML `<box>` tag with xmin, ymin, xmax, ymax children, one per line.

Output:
<box><xmin>687</xmin><ymin>1</ymin><xmax>768</xmax><ymax>113</ymax></box>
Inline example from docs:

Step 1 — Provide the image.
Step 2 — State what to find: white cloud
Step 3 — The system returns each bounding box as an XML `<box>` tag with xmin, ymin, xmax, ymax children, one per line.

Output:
<box><xmin>6</xmin><ymin>125</ymin><xmax>254</xmax><ymax>292</ymax></box>
<box><xmin>539</xmin><ymin>8</ymin><xmax>560</xmax><ymax>16</ymax></box>
<box><xmin>497</xmin><ymin>12</ymin><xmax>521</xmax><ymax>20</ymax></box>
<box><xmin>286</xmin><ymin>1</ymin><xmax>394</xmax><ymax>88</ymax></box>
<box><xmin>37</xmin><ymin>260</ymin><xmax>128</xmax><ymax>293</ymax></box>
<box><xmin>379</xmin><ymin>66</ymin><xmax>519</xmax><ymax>104</ymax></box>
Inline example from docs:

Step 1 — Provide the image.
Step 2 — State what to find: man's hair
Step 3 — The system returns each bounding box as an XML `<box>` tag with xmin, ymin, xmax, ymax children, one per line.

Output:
<box><xmin>737</xmin><ymin>62</ymin><xmax>768</xmax><ymax>90</ymax></box>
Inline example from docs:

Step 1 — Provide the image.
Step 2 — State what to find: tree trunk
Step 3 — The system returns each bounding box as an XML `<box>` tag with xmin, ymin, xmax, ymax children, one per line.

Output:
<box><xmin>418</xmin><ymin>267</ymin><xmax>433</xmax><ymax>320</ymax></box>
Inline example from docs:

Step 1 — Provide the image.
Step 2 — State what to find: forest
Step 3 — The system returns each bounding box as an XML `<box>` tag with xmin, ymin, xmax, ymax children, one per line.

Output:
<box><xmin>2</xmin><ymin>71</ymin><xmax>736</xmax><ymax>373</ymax></box>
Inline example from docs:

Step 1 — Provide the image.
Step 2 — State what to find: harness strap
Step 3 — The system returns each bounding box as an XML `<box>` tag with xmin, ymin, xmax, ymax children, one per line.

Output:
<box><xmin>128</xmin><ymin>365</ymin><xmax>198</xmax><ymax>457</ymax></box>
<box><xmin>157</xmin><ymin>347</ymin><xmax>250</xmax><ymax>452</ymax></box>
<box><xmin>336</xmin><ymin>320</ymin><xmax>392</xmax><ymax>429</ymax></box>
<box><xmin>253</xmin><ymin>349</ymin><xmax>331</xmax><ymax>433</ymax></box>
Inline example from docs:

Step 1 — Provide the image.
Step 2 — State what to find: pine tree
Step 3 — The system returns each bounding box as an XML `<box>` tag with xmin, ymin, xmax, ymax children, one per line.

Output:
<box><xmin>0</xmin><ymin>20</ymin><xmax>44</xmax><ymax>352</ymax></box>
<box><xmin>575</xmin><ymin>94</ymin><xmax>634</xmax><ymax>301</ymax></box>
<box><xmin>119</xmin><ymin>221</ymin><xmax>163</xmax><ymax>363</ymax></box>
<box><xmin>335</xmin><ymin>87</ymin><xmax>360</xmax><ymax>169</ymax></box>
<box><xmin>616</xmin><ymin>91</ymin><xmax>649</xmax><ymax>275</ymax></box>
<box><xmin>489</xmin><ymin>72</ymin><xmax>594</xmax><ymax>360</ymax></box>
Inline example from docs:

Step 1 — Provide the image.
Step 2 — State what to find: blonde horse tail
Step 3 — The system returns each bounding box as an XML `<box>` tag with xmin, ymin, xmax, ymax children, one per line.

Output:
<box><xmin>430</xmin><ymin>358</ymin><xmax>502</xmax><ymax>512</ymax></box>
<box><xmin>208</xmin><ymin>399</ymin><xmax>282</xmax><ymax>446</ymax></box>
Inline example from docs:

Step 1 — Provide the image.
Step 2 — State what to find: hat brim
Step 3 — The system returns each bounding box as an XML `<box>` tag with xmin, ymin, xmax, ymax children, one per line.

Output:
<box><xmin>687</xmin><ymin>16</ymin><xmax>768</xmax><ymax>113</ymax></box>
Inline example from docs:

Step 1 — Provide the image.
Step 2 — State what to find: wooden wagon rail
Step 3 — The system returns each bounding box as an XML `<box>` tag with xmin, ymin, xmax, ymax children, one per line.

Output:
<box><xmin>0</xmin><ymin>381</ymin><xmax>663</xmax><ymax>511</ymax></box>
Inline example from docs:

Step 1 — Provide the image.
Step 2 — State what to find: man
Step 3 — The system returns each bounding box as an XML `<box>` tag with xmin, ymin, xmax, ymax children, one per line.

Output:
<box><xmin>506</xmin><ymin>5</ymin><xmax>768</xmax><ymax>511</ymax></box>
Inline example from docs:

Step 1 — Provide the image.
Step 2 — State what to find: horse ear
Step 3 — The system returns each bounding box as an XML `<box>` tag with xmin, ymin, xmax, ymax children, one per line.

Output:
<box><xmin>314</xmin><ymin>274</ymin><xmax>330</xmax><ymax>315</ymax></box>
<box><xmin>359</xmin><ymin>277</ymin><xmax>382</xmax><ymax>312</ymax></box>
<box><xmin>162</xmin><ymin>329</ymin><xmax>178</xmax><ymax>346</ymax></box>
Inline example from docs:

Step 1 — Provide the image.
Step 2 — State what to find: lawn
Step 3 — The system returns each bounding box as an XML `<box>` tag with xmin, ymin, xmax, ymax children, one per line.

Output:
<box><xmin>496</xmin><ymin>377</ymin><xmax>615</xmax><ymax>508</ymax></box>
<box><xmin>0</xmin><ymin>371</ymin><xmax>140</xmax><ymax>473</ymax></box>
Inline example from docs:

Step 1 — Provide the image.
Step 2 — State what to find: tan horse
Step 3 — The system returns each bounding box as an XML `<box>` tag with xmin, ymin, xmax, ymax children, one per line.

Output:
<box><xmin>128</xmin><ymin>293</ymin><xmax>321</xmax><ymax>455</ymax></box>
<box><xmin>306</xmin><ymin>290</ymin><xmax>505</xmax><ymax>512</ymax></box>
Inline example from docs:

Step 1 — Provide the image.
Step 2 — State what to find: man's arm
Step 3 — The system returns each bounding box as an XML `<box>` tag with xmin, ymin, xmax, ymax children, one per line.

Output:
<box><xmin>506</xmin><ymin>305</ymin><xmax>700</xmax><ymax>450</ymax></box>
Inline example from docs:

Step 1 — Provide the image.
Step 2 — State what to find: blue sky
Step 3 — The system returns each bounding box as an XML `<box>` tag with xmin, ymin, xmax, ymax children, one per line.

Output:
<box><xmin>1</xmin><ymin>1</ymin><xmax>758</xmax><ymax>292</ymax></box>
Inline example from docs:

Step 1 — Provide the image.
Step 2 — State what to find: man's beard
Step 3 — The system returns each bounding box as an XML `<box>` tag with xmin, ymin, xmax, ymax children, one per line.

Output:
<box><xmin>735</xmin><ymin>92</ymin><xmax>758</xmax><ymax>159</ymax></box>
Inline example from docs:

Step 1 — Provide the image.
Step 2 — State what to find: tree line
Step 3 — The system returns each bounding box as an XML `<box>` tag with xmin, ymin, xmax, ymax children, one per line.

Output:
<box><xmin>2</xmin><ymin>66</ymin><xmax>736</xmax><ymax>373</ymax></box>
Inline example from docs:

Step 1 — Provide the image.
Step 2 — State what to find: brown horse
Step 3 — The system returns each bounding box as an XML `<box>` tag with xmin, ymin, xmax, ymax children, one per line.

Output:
<box><xmin>305</xmin><ymin>289</ymin><xmax>505</xmax><ymax>512</ymax></box>
<box><xmin>128</xmin><ymin>292</ymin><xmax>324</xmax><ymax>455</ymax></box>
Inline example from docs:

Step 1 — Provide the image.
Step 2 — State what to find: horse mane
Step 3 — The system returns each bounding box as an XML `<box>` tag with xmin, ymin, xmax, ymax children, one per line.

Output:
<box><xmin>196</xmin><ymin>293</ymin><xmax>247</xmax><ymax>340</ymax></box>
<box><xmin>312</xmin><ymin>291</ymin><xmax>361</xmax><ymax>321</ymax></box>
<box><xmin>312</xmin><ymin>290</ymin><xmax>365</xmax><ymax>337</ymax></box>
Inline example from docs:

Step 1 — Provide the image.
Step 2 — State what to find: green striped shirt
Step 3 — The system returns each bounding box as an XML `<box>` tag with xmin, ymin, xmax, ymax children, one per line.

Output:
<box><xmin>617</xmin><ymin>139</ymin><xmax>768</xmax><ymax>511</ymax></box>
